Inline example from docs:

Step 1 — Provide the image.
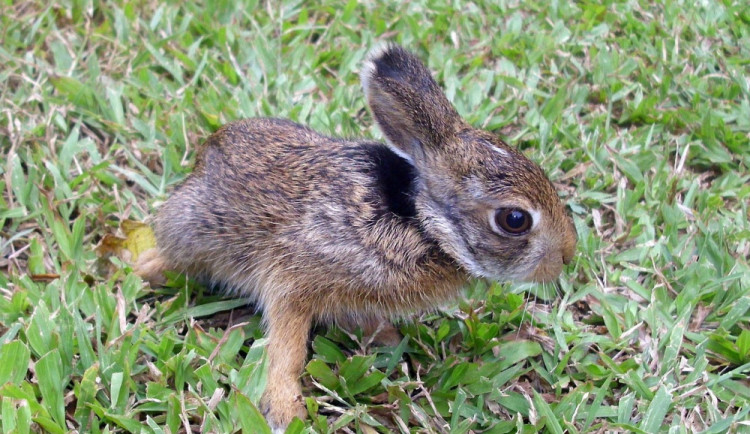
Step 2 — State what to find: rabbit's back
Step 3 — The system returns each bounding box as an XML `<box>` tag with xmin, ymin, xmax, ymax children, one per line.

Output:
<box><xmin>154</xmin><ymin>118</ymin><xmax>464</xmax><ymax>315</ymax></box>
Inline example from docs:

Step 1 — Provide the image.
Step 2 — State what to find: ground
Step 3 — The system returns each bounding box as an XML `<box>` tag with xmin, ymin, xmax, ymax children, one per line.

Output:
<box><xmin>1</xmin><ymin>0</ymin><xmax>749</xmax><ymax>433</ymax></box>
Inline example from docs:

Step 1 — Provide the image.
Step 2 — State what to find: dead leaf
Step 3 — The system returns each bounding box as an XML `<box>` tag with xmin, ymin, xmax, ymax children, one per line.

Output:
<box><xmin>95</xmin><ymin>233</ymin><xmax>126</xmax><ymax>257</ymax></box>
<box><xmin>95</xmin><ymin>220</ymin><xmax>156</xmax><ymax>264</ymax></box>
<box><xmin>30</xmin><ymin>273</ymin><xmax>60</xmax><ymax>282</ymax></box>
<box><xmin>121</xmin><ymin>220</ymin><xmax>156</xmax><ymax>262</ymax></box>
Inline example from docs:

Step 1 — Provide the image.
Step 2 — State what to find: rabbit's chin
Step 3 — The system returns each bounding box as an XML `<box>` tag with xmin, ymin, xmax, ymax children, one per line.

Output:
<box><xmin>449</xmin><ymin>252</ymin><xmax>526</xmax><ymax>283</ymax></box>
<box><xmin>457</xmin><ymin>248</ymin><xmax>563</xmax><ymax>284</ymax></box>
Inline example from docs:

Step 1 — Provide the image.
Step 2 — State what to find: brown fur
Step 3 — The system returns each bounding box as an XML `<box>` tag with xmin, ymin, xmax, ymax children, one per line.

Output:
<box><xmin>136</xmin><ymin>45</ymin><xmax>576</xmax><ymax>430</ymax></box>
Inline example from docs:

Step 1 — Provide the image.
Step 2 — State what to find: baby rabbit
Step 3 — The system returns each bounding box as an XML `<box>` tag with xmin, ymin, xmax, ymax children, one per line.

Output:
<box><xmin>136</xmin><ymin>44</ymin><xmax>577</xmax><ymax>430</ymax></box>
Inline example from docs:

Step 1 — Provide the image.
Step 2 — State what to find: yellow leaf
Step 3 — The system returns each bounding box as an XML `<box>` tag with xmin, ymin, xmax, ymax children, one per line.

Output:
<box><xmin>121</xmin><ymin>220</ymin><xmax>156</xmax><ymax>262</ymax></box>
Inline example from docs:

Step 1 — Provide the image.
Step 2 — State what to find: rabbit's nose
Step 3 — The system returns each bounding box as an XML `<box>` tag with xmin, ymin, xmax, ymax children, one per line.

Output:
<box><xmin>561</xmin><ymin>218</ymin><xmax>577</xmax><ymax>265</ymax></box>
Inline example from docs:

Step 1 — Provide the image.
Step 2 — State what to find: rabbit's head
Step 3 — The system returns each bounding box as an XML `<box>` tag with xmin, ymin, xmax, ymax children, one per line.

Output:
<box><xmin>362</xmin><ymin>45</ymin><xmax>576</xmax><ymax>283</ymax></box>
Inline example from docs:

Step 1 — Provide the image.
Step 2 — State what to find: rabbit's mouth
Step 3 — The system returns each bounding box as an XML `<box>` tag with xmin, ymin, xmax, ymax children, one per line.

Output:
<box><xmin>527</xmin><ymin>255</ymin><xmax>566</xmax><ymax>283</ymax></box>
<box><xmin>523</xmin><ymin>237</ymin><xmax>574</xmax><ymax>283</ymax></box>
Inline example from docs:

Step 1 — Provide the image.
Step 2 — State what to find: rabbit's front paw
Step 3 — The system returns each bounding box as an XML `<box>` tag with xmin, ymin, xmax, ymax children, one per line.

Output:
<box><xmin>260</xmin><ymin>382</ymin><xmax>307</xmax><ymax>430</ymax></box>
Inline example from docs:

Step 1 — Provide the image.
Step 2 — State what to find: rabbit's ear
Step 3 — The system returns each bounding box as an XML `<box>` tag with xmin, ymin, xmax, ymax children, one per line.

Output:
<box><xmin>361</xmin><ymin>45</ymin><xmax>463</xmax><ymax>164</ymax></box>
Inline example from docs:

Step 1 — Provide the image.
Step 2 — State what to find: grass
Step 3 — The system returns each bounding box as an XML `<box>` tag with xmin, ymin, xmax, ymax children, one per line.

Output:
<box><xmin>1</xmin><ymin>0</ymin><xmax>749</xmax><ymax>432</ymax></box>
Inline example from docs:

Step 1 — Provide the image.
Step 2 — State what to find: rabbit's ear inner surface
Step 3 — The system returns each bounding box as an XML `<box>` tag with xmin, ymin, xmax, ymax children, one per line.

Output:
<box><xmin>361</xmin><ymin>44</ymin><xmax>463</xmax><ymax>165</ymax></box>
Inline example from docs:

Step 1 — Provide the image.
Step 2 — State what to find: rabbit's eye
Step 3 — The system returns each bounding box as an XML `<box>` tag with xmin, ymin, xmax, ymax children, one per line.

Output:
<box><xmin>494</xmin><ymin>208</ymin><xmax>532</xmax><ymax>235</ymax></box>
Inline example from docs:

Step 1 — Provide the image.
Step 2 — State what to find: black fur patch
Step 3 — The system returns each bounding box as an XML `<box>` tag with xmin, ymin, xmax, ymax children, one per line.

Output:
<box><xmin>363</xmin><ymin>144</ymin><xmax>418</xmax><ymax>220</ymax></box>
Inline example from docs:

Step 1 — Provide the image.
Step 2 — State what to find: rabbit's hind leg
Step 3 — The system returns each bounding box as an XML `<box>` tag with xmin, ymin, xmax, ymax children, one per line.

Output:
<box><xmin>134</xmin><ymin>248</ymin><xmax>168</xmax><ymax>287</ymax></box>
<box><xmin>338</xmin><ymin>315</ymin><xmax>403</xmax><ymax>347</ymax></box>
<box><xmin>366</xmin><ymin>318</ymin><xmax>402</xmax><ymax>347</ymax></box>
